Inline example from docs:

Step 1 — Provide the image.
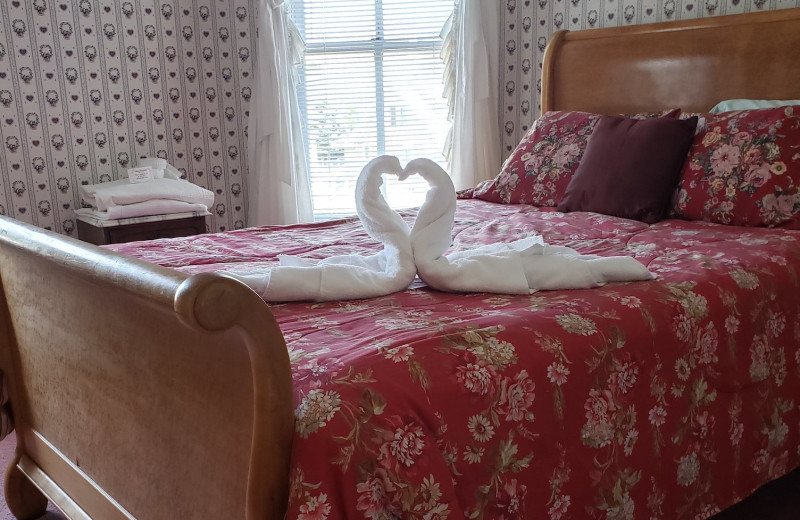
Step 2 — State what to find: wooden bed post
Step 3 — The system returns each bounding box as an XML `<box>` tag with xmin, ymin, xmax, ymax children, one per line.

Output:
<box><xmin>174</xmin><ymin>274</ymin><xmax>295</xmax><ymax>519</ymax></box>
<box><xmin>4</xmin><ymin>449</ymin><xmax>48</xmax><ymax>519</ymax></box>
<box><xmin>0</xmin><ymin>284</ymin><xmax>48</xmax><ymax>519</ymax></box>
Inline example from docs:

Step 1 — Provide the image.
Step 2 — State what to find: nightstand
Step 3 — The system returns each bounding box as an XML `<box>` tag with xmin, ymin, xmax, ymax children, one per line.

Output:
<box><xmin>76</xmin><ymin>212</ymin><xmax>209</xmax><ymax>245</ymax></box>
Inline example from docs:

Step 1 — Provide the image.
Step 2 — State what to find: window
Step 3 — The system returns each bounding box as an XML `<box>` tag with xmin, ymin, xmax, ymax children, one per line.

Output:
<box><xmin>288</xmin><ymin>0</ymin><xmax>454</xmax><ymax>219</ymax></box>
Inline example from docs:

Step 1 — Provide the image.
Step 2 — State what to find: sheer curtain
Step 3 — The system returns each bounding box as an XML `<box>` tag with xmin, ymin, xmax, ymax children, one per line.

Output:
<box><xmin>441</xmin><ymin>0</ymin><xmax>502</xmax><ymax>191</ymax></box>
<box><xmin>247</xmin><ymin>0</ymin><xmax>313</xmax><ymax>226</ymax></box>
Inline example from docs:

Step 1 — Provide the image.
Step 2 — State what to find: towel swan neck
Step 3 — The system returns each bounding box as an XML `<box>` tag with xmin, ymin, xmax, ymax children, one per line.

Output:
<box><xmin>355</xmin><ymin>155</ymin><xmax>412</xmax><ymax>243</ymax></box>
<box><xmin>400</xmin><ymin>159</ymin><xmax>457</xmax><ymax>260</ymax></box>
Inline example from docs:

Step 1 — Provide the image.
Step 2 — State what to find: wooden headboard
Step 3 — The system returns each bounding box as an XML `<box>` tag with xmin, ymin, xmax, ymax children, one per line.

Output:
<box><xmin>541</xmin><ymin>7</ymin><xmax>800</xmax><ymax>115</ymax></box>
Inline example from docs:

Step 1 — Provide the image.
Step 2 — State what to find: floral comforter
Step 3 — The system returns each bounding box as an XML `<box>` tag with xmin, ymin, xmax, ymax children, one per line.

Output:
<box><xmin>111</xmin><ymin>199</ymin><xmax>800</xmax><ymax>520</ymax></box>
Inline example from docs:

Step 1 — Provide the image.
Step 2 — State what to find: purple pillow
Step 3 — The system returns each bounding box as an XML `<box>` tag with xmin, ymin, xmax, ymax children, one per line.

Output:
<box><xmin>557</xmin><ymin>115</ymin><xmax>698</xmax><ymax>223</ymax></box>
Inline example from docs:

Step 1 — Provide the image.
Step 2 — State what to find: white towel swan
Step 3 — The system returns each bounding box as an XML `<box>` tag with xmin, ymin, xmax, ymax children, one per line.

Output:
<box><xmin>229</xmin><ymin>156</ymin><xmax>417</xmax><ymax>301</ymax></box>
<box><xmin>231</xmin><ymin>156</ymin><xmax>653</xmax><ymax>301</ymax></box>
<box><xmin>405</xmin><ymin>158</ymin><xmax>654</xmax><ymax>294</ymax></box>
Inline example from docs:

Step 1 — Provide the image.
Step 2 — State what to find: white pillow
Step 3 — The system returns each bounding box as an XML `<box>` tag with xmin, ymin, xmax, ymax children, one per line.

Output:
<box><xmin>709</xmin><ymin>99</ymin><xmax>800</xmax><ymax>113</ymax></box>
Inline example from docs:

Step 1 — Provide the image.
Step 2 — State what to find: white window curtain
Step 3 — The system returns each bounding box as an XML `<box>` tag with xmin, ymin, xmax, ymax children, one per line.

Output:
<box><xmin>247</xmin><ymin>0</ymin><xmax>314</xmax><ymax>226</ymax></box>
<box><xmin>441</xmin><ymin>0</ymin><xmax>502</xmax><ymax>190</ymax></box>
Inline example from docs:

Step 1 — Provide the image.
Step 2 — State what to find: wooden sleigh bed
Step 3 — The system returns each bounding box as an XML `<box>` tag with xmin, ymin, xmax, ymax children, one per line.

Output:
<box><xmin>1</xmin><ymin>7</ymin><xmax>800</xmax><ymax>520</ymax></box>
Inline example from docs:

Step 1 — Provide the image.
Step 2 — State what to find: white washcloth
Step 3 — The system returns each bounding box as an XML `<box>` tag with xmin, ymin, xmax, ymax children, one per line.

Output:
<box><xmin>120</xmin><ymin>167</ymin><xmax>166</xmax><ymax>179</ymax></box>
<box><xmin>75</xmin><ymin>200</ymin><xmax>209</xmax><ymax>221</ymax></box>
<box><xmin>135</xmin><ymin>158</ymin><xmax>183</xmax><ymax>180</ymax></box>
<box><xmin>80</xmin><ymin>178</ymin><xmax>214</xmax><ymax>211</ymax></box>
<box><xmin>406</xmin><ymin>158</ymin><xmax>654</xmax><ymax>294</ymax></box>
<box><xmin>137</xmin><ymin>157</ymin><xmax>167</xmax><ymax>170</ymax></box>
<box><xmin>229</xmin><ymin>156</ymin><xmax>417</xmax><ymax>301</ymax></box>
<box><xmin>117</xmin><ymin>158</ymin><xmax>184</xmax><ymax>180</ymax></box>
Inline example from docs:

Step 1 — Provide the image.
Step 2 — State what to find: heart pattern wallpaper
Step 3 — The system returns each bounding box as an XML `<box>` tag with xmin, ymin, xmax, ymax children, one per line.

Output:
<box><xmin>0</xmin><ymin>0</ymin><xmax>253</xmax><ymax>235</ymax></box>
<box><xmin>501</xmin><ymin>0</ymin><xmax>800</xmax><ymax>155</ymax></box>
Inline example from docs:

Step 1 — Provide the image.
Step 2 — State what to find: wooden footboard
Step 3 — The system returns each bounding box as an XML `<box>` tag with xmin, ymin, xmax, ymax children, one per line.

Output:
<box><xmin>0</xmin><ymin>216</ymin><xmax>293</xmax><ymax>520</ymax></box>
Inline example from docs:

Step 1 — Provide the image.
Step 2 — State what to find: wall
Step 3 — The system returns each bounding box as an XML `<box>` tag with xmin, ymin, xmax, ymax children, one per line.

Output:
<box><xmin>0</xmin><ymin>0</ymin><xmax>254</xmax><ymax>235</ymax></box>
<box><xmin>10</xmin><ymin>1</ymin><xmax>796</xmax><ymax>235</ymax></box>
<box><xmin>501</xmin><ymin>0</ymin><xmax>800</xmax><ymax>156</ymax></box>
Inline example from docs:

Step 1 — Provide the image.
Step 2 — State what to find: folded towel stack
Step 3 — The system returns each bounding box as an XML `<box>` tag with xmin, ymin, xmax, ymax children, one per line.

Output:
<box><xmin>76</xmin><ymin>158</ymin><xmax>214</xmax><ymax>221</ymax></box>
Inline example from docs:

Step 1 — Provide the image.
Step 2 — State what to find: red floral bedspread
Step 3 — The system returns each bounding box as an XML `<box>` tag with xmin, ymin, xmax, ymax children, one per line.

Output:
<box><xmin>111</xmin><ymin>199</ymin><xmax>800</xmax><ymax>520</ymax></box>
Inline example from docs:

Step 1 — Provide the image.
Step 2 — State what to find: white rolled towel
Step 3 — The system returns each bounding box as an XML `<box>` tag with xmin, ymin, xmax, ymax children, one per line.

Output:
<box><xmin>406</xmin><ymin>158</ymin><xmax>654</xmax><ymax>294</ymax></box>
<box><xmin>228</xmin><ymin>156</ymin><xmax>417</xmax><ymax>301</ymax></box>
<box><xmin>80</xmin><ymin>178</ymin><xmax>214</xmax><ymax>211</ymax></box>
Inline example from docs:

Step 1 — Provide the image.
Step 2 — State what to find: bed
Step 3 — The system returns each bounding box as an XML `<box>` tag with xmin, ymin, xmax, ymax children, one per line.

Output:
<box><xmin>1</xmin><ymin>7</ymin><xmax>799</xmax><ymax>520</ymax></box>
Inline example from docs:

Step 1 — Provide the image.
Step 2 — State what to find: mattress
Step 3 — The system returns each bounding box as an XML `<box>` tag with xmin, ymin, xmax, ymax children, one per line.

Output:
<box><xmin>111</xmin><ymin>199</ymin><xmax>800</xmax><ymax>520</ymax></box>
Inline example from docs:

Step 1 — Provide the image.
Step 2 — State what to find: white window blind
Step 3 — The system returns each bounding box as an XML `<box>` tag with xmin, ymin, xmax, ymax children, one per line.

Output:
<box><xmin>288</xmin><ymin>0</ymin><xmax>454</xmax><ymax>219</ymax></box>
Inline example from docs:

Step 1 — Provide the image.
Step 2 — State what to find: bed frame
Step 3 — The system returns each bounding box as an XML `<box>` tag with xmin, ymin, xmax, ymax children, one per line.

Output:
<box><xmin>1</xmin><ymin>7</ymin><xmax>800</xmax><ymax>520</ymax></box>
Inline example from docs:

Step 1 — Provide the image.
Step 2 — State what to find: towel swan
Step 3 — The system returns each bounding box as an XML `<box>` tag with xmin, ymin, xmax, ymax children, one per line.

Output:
<box><xmin>230</xmin><ymin>156</ymin><xmax>418</xmax><ymax>301</ymax></box>
<box><xmin>230</xmin><ymin>156</ymin><xmax>654</xmax><ymax>301</ymax></box>
<box><xmin>403</xmin><ymin>158</ymin><xmax>654</xmax><ymax>294</ymax></box>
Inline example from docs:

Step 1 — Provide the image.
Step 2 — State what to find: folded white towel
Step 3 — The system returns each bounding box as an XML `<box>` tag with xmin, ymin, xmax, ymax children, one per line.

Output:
<box><xmin>117</xmin><ymin>158</ymin><xmax>182</xmax><ymax>180</ymax></box>
<box><xmin>132</xmin><ymin>157</ymin><xmax>166</xmax><ymax>179</ymax></box>
<box><xmin>229</xmin><ymin>156</ymin><xmax>417</xmax><ymax>301</ymax></box>
<box><xmin>75</xmin><ymin>200</ymin><xmax>209</xmax><ymax>221</ymax></box>
<box><xmin>162</xmin><ymin>163</ymin><xmax>183</xmax><ymax>180</ymax></box>
<box><xmin>137</xmin><ymin>157</ymin><xmax>167</xmax><ymax>170</ymax></box>
<box><xmin>406</xmin><ymin>158</ymin><xmax>654</xmax><ymax>294</ymax></box>
<box><xmin>80</xmin><ymin>178</ymin><xmax>214</xmax><ymax>211</ymax></box>
<box><xmin>120</xmin><ymin>168</ymin><xmax>165</xmax><ymax>180</ymax></box>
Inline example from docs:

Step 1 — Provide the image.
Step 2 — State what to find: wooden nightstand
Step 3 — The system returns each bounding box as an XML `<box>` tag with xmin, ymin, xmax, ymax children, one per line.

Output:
<box><xmin>76</xmin><ymin>212</ymin><xmax>209</xmax><ymax>245</ymax></box>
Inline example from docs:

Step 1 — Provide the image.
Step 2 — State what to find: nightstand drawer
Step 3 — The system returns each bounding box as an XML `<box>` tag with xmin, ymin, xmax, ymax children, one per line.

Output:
<box><xmin>77</xmin><ymin>215</ymin><xmax>207</xmax><ymax>245</ymax></box>
<box><xmin>106</xmin><ymin>221</ymin><xmax>204</xmax><ymax>243</ymax></box>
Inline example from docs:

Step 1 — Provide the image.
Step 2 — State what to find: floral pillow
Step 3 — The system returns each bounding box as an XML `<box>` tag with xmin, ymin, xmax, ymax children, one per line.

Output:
<box><xmin>473</xmin><ymin>111</ymin><xmax>600</xmax><ymax>206</ymax></box>
<box><xmin>472</xmin><ymin>109</ymin><xmax>681</xmax><ymax>207</ymax></box>
<box><xmin>672</xmin><ymin>106</ymin><xmax>800</xmax><ymax>227</ymax></box>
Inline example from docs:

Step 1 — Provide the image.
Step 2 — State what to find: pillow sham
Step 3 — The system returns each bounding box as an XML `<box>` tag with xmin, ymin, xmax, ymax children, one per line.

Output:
<box><xmin>672</xmin><ymin>106</ymin><xmax>800</xmax><ymax>227</ymax></box>
<box><xmin>473</xmin><ymin>111</ymin><xmax>600</xmax><ymax>206</ymax></box>
<box><xmin>558</xmin><ymin>115</ymin><xmax>698</xmax><ymax>223</ymax></box>
<box><xmin>710</xmin><ymin>99</ymin><xmax>800</xmax><ymax>114</ymax></box>
<box><xmin>472</xmin><ymin>109</ymin><xmax>681</xmax><ymax>206</ymax></box>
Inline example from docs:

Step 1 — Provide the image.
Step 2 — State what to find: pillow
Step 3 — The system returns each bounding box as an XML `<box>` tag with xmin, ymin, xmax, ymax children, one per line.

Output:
<box><xmin>473</xmin><ymin>111</ymin><xmax>601</xmax><ymax>206</ymax></box>
<box><xmin>672</xmin><ymin>106</ymin><xmax>800</xmax><ymax>227</ymax></box>
<box><xmin>472</xmin><ymin>109</ymin><xmax>681</xmax><ymax>206</ymax></box>
<box><xmin>710</xmin><ymin>99</ymin><xmax>800</xmax><ymax>114</ymax></box>
<box><xmin>557</xmin><ymin>115</ymin><xmax>698</xmax><ymax>223</ymax></box>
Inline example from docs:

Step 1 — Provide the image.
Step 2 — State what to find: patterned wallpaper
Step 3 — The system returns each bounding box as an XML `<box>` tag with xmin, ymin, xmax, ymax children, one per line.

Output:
<box><xmin>0</xmin><ymin>0</ymin><xmax>253</xmax><ymax>235</ymax></box>
<box><xmin>5</xmin><ymin>1</ymin><xmax>799</xmax><ymax>235</ymax></box>
<box><xmin>500</xmin><ymin>0</ymin><xmax>800</xmax><ymax>156</ymax></box>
